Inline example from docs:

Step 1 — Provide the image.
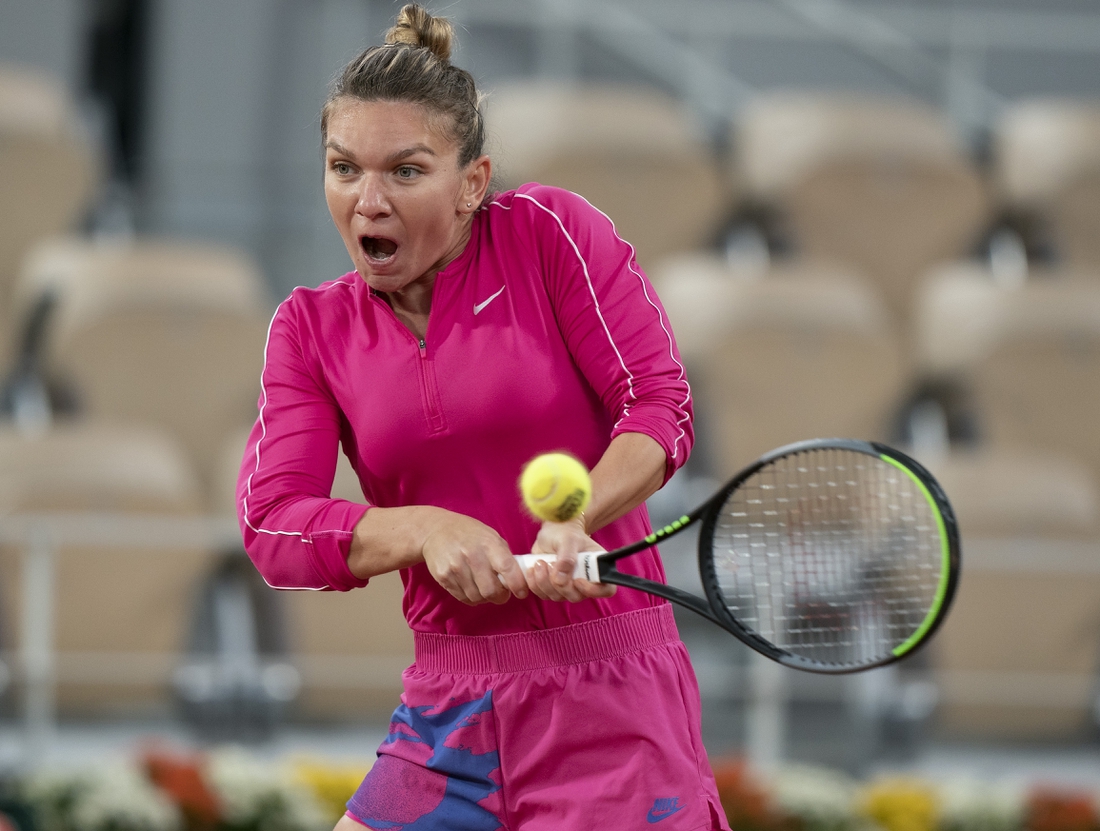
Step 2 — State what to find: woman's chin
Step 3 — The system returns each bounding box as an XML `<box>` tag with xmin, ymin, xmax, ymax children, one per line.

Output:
<box><xmin>357</xmin><ymin>263</ymin><xmax>405</xmax><ymax>293</ymax></box>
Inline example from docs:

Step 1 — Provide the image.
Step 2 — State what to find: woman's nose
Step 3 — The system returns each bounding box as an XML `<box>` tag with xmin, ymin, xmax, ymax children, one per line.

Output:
<box><xmin>355</xmin><ymin>177</ymin><xmax>390</xmax><ymax>217</ymax></box>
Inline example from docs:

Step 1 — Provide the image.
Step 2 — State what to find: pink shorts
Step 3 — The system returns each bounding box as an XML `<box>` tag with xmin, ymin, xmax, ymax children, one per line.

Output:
<box><xmin>345</xmin><ymin>604</ymin><xmax>730</xmax><ymax>830</ymax></box>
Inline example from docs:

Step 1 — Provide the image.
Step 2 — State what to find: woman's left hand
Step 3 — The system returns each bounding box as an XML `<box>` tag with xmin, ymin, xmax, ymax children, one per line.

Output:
<box><xmin>525</xmin><ymin>516</ymin><xmax>616</xmax><ymax>602</ymax></box>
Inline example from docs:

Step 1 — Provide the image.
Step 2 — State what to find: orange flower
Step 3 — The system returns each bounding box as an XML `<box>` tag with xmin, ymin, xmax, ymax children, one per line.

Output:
<box><xmin>1026</xmin><ymin>788</ymin><xmax>1098</xmax><ymax>831</ymax></box>
<box><xmin>712</xmin><ymin>758</ymin><xmax>779</xmax><ymax>831</ymax></box>
<box><xmin>142</xmin><ymin>748</ymin><xmax>222</xmax><ymax>831</ymax></box>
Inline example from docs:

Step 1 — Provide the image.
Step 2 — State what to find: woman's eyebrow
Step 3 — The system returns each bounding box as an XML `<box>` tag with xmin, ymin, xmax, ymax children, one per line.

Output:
<box><xmin>323</xmin><ymin>141</ymin><xmax>437</xmax><ymax>164</ymax></box>
<box><xmin>324</xmin><ymin>140</ymin><xmax>354</xmax><ymax>158</ymax></box>
<box><xmin>385</xmin><ymin>144</ymin><xmax>436</xmax><ymax>163</ymax></box>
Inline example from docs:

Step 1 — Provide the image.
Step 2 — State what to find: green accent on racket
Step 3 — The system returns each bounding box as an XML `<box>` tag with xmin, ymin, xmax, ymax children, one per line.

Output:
<box><xmin>881</xmin><ymin>453</ymin><xmax>954</xmax><ymax>658</ymax></box>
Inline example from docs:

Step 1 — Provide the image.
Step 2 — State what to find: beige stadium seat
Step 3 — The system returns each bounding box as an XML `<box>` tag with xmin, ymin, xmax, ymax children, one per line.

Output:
<box><xmin>654</xmin><ymin>255</ymin><xmax>906</xmax><ymax>473</ymax></box>
<box><xmin>921</xmin><ymin>446</ymin><xmax>1100</xmax><ymax>740</ymax></box>
<box><xmin>214</xmin><ymin>429</ymin><xmax>413</xmax><ymax>720</ymax></box>
<box><xmin>0</xmin><ymin>66</ymin><xmax>101</xmax><ymax>362</ymax></box>
<box><xmin>0</xmin><ymin>422</ymin><xmax>211</xmax><ymax>715</ymax></box>
<box><xmin>993</xmin><ymin>98</ymin><xmax>1100</xmax><ymax>270</ymax></box>
<box><xmin>12</xmin><ymin>236</ymin><xmax>272</xmax><ymax>506</ymax></box>
<box><xmin>485</xmin><ymin>81</ymin><xmax>732</xmax><ymax>269</ymax></box>
<box><xmin>914</xmin><ymin>262</ymin><xmax>1100</xmax><ymax>484</ymax></box>
<box><xmin>734</xmin><ymin>92</ymin><xmax>989</xmax><ymax>330</ymax></box>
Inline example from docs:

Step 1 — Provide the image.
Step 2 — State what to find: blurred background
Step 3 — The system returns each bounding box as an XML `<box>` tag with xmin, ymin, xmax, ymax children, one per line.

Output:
<box><xmin>3</xmin><ymin>0</ymin><xmax>1100</xmax><ymax>826</ymax></box>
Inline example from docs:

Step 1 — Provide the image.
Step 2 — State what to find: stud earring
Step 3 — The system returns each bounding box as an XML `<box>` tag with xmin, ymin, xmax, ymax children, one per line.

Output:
<box><xmin>467</xmin><ymin>202</ymin><xmax>472</xmax><ymax>208</ymax></box>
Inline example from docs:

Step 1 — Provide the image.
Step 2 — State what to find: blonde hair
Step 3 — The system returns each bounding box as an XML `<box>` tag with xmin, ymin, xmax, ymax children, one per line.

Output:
<box><xmin>320</xmin><ymin>4</ymin><xmax>485</xmax><ymax>167</ymax></box>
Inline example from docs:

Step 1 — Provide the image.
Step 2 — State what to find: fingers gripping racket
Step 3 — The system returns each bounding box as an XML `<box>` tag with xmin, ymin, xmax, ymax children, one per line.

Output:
<box><xmin>516</xmin><ymin>439</ymin><xmax>960</xmax><ymax>674</ymax></box>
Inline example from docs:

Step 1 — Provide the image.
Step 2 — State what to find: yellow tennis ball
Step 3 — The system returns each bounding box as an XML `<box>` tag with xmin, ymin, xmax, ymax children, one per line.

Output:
<box><xmin>520</xmin><ymin>453</ymin><xmax>592</xmax><ymax>523</ymax></box>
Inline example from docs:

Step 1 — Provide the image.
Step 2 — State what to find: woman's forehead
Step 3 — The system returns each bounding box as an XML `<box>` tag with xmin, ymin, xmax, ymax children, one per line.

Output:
<box><xmin>325</xmin><ymin>97</ymin><xmax>459</xmax><ymax>157</ymax></box>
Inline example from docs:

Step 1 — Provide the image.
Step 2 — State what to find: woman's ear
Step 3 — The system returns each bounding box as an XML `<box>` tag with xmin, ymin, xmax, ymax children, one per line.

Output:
<box><xmin>461</xmin><ymin>154</ymin><xmax>492</xmax><ymax>212</ymax></box>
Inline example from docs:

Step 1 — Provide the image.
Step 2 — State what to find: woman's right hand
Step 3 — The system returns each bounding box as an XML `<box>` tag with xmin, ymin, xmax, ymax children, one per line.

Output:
<box><xmin>421</xmin><ymin>512</ymin><xmax>529</xmax><ymax>605</ymax></box>
<box><xmin>349</xmin><ymin>505</ymin><xmax>528</xmax><ymax>605</ymax></box>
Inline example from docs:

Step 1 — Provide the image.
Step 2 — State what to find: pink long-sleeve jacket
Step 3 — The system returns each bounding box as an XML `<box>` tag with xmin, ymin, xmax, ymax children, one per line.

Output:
<box><xmin>237</xmin><ymin>184</ymin><xmax>694</xmax><ymax>636</ymax></box>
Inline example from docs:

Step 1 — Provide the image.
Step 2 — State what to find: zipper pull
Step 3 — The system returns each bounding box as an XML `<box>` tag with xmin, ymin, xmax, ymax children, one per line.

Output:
<box><xmin>418</xmin><ymin>337</ymin><xmax>426</xmax><ymax>354</ymax></box>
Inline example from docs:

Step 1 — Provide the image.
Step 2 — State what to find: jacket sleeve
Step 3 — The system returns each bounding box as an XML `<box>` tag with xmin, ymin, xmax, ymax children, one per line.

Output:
<box><xmin>236</xmin><ymin>294</ymin><xmax>370</xmax><ymax>591</ymax></box>
<box><xmin>519</xmin><ymin>185</ymin><xmax>694</xmax><ymax>484</ymax></box>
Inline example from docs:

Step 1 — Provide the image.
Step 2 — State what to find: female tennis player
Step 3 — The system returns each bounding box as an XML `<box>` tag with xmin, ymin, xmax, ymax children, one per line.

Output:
<box><xmin>237</xmin><ymin>5</ymin><xmax>728</xmax><ymax>829</ymax></box>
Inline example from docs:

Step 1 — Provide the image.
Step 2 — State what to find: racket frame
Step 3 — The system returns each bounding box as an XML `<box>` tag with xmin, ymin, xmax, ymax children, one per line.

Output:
<box><xmin>584</xmin><ymin>438</ymin><xmax>961</xmax><ymax>674</ymax></box>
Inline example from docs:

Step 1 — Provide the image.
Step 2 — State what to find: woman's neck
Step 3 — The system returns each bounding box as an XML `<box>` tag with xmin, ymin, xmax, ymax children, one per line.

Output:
<box><xmin>382</xmin><ymin>213</ymin><xmax>475</xmax><ymax>342</ymax></box>
<box><xmin>385</xmin><ymin>277</ymin><xmax>434</xmax><ymax>341</ymax></box>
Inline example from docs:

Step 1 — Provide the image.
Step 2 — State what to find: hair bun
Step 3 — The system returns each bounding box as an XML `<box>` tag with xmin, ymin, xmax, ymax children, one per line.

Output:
<box><xmin>385</xmin><ymin>4</ymin><xmax>454</xmax><ymax>62</ymax></box>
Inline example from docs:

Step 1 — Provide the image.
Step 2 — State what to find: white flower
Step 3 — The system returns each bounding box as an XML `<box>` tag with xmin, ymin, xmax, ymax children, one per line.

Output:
<box><xmin>769</xmin><ymin>764</ymin><xmax>860</xmax><ymax>831</ymax></box>
<box><xmin>21</xmin><ymin>769</ymin><xmax>87</xmax><ymax>831</ymax></box>
<box><xmin>937</xmin><ymin>779</ymin><xmax>1025</xmax><ymax>831</ymax></box>
<box><xmin>204</xmin><ymin>746</ymin><xmax>328</xmax><ymax>831</ymax></box>
<box><xmin>205</xmin><ymin>747</ymin><xmax>275</xmax><ymax>825</ymax></box>
<box><xmin>24</xmin><ymin>762</ymin><xmax>181</xmax><ymax>831</ymax></box>
<box><xmin>73</xmin><ymin>763</ymin><xmax>182</xmax><ymax>831</ymax></box>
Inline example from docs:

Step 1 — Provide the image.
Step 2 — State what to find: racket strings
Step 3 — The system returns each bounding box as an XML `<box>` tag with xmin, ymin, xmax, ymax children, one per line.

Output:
<box><xmin>712</xmin><ymin>448</ymin><xmax>944</xmax><ymax>668</ymax></box>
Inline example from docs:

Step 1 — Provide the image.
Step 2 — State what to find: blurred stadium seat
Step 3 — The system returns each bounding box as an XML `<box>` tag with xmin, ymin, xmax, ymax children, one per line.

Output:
<box><xmin>733</xmin><ymin>92</ymin><xmax>990</xmax><ymax>335</ymax></box>
<box><xmin>0</xmin><ymin>421</ymin><xmax>209</xmax><ymax>715</ymax></box>
<box><xmin>0</xmin><ymin>65</ymin><xmax>101</xmax><ymax>371</ymax></box>
<box><xmin>11</xmin><ymin>235</ymin><xmax>272</xmax><ymax>506</ymax></box>
<box><xmin>923</xmin><ymin>446</ymin><xmax>1100</xmax><ymax>739</ymax></box>
<box><xmin>654</xmin><ymin>254</ymin><xmax>906</xmax><ymax>473</ymax></box>
<box><xmin>485</xmin><ymin>81</ymin><xmax>733</xmax><ymax>269</ymax></box>
<box><xmin>4</xmin><ymin>236</ymin><xmax>284</xmax><ymax>730</ymax></box>
<box><xmin>993</xmin><ymin>98</ymin><xmax>1100</xmax><ymax>270</ymax></box>
<box><xmin>213</xmin><ymin>429</ymin><xmax>412</xmax><ymax>722</ymax></box>
<box><xmin>914</xmin><ymin>261</ymin><xmax>1100</xmax><ymax>484</ymax></box>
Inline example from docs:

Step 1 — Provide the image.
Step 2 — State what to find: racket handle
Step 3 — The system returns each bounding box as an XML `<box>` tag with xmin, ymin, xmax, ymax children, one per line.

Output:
<box><xmin>509</xmin><ymin>551</ymin><xmax>604</xmax><ymax>583</ymax></box>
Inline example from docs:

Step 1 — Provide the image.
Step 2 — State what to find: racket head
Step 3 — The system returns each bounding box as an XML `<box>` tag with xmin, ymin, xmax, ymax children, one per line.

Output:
<box><xmin>698</xmin><ymin>438</ymin><xmax>960</xmax><ymax>674</ymax></box>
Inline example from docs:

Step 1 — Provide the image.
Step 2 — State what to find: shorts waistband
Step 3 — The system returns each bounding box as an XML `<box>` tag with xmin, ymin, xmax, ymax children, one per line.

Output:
<box><xmin>413</xmin><ymin>604</ymin><xmax>679</xmax><ymax>675</ymax></box>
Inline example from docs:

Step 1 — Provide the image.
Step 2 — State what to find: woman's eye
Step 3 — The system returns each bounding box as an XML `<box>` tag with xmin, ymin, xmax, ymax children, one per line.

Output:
<box><xmin>331</xmin><ymin>161</ymin><xmax>353</xmax><ymax>175</ymax></box>
<box><xmin>396</xmin><ymin>166</ymin><xmax>419</xmax><ymax>179</ymax></box>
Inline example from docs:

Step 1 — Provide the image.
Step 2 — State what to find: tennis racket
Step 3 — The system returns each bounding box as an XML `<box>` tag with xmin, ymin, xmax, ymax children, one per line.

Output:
<box><xmin>515</xmin><ymin>438</ymin><xmax>960</xmax><ymax>674</ymax></box>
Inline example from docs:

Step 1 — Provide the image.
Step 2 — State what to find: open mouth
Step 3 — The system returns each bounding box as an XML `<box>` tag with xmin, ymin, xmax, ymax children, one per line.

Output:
<box><xmin>361</xmin><ymin>235</ymin><xmax>398</xmax><ymax>263</ymax></box>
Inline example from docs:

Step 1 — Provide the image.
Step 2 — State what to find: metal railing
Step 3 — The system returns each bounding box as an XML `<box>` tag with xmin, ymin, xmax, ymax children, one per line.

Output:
<box><xmin>452</xmin><ymin>0</ymin><xmax>1100</xmax><ymax>141</ymax></box>
<box><xmin>0</xmin><ymin>511</ymin><xmax>241</xmax><ymax>767</ymax></box>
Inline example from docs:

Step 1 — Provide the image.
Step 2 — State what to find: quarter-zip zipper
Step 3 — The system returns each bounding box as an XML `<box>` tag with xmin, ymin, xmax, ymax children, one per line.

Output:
<box><xmin>416</xmin><ymin>335</ymin><xmax>446</xmax><ymax>434</ymax></box>
<box><xmin>370</xmin><ymin>291</ymin><xmax>446</xmax><ymax>434</ymax></box>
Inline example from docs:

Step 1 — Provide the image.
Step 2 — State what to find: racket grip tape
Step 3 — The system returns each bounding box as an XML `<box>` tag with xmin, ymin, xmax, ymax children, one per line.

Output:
<box><xmin>509</xmin><ymin>551</ymin><xmax>603</xmax><ymax>583</ymax></box>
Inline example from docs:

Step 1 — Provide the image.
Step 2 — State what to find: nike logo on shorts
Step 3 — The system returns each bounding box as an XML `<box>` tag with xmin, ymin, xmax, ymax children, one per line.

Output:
<box><xmin>473</xmin><ymin>286</ymin><xmax>505</xmax><ymax>315</ymax></box>
<box><xmin>647</xmin><ymin>797</ymin><xmax>685</xmax><ymax>823</ymax></box>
